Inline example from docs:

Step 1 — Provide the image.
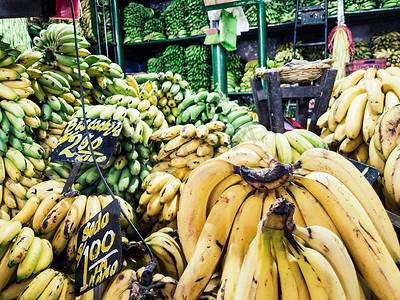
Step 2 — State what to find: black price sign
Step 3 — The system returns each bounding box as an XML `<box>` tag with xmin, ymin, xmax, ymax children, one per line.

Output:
<box><xmin>51</xmin><ymin>117</ymin><xmax>122</xmax><ymax>165</ymax></box>
<box><xmin>75</xmin><ymin>200</ymin><xmax>122</xmax><ymax>296</ymax></box>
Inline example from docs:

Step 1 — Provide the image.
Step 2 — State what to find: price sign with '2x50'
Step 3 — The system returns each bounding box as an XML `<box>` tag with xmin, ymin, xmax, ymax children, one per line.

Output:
<box><xmin>51</xmin><ymin>117</ymin><xmax>122</xmax><ymax>165</ymax></box>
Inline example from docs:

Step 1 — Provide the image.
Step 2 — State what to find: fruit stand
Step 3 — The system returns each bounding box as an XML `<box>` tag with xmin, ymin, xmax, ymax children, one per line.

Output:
<box><xmin>0</xmin><ymin>0</ymin><xmax>400</xmax><ymax>299</ymax></box>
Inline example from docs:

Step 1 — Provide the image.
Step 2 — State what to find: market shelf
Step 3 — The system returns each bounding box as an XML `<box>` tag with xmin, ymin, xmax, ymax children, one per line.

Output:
<box><xmin>123</xmin><ymin>34</ymin><xmax>207</xmax><ymax>48</ymax></box>
<box><xmin>227</xmin><ymin>92</ymin><xmax>252</xmax><ymax>96</ymax></box>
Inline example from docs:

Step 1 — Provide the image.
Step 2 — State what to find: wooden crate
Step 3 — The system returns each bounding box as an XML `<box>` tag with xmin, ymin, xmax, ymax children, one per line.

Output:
<box><xmin>203</xmin><ymin>0</ymin><xmax>237</xmax><ymax>6</ymax></box>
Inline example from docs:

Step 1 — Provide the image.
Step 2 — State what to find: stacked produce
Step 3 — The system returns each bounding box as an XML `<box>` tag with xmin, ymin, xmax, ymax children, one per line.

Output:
<box><xmin>232</xmin><ymin>124</ymin><xmax>329</xmax><ymax>163</ymax></box>
<box><xmin>175</xmin><ymin>90</ymin><xmax>257</xmax><ymax>136</ymax></box>
<box><xmin>380</xmin><ymin>0</ymin><xmax>400</xmax><ymax>7</ymax></box>
<box><xmin>146</xmin><ymin>57</ymin><xmax>165</xmax><ymax>74</ymax></box>
<box><xmin>372</xmin><ymin>30</ymin><xmax>400</xmax><ymax>67</ymax></box>
<box><xmin>274</xmin><ymin>42</ymin><xmax>304</xmax><ymax>67</ymax></box>
<box><xmin>80</xmin><ymin>0</ymin><xmax>96</xmax><ymax>41</ymax></box>
<box><xmin>316</xmin><ymin>67</ymin><xmax>400</xmax><ymax>212</ymax></box>
<box><xmin>227</xmin><ymin>53</ymin><xmax>245</xmax><ymax>93</ymax></box>
<box><xmin>122</xmin><ymin>2</ymin><xmax>154</xmax><ymax>44</ymax></box>
<box><xmin>240</xmin><ymin>59</ymin><xmax>258</xmax><ymax>92</ymax></box>
<box><xmin>131</xmin><ymin>70</ymin><xmax>191</xmax><ymax>125</ymax></box>
<box><xmin>353</xmin><ymin>40</ymin><xmax>373</xmax><ymax>60</ymax></box>
<box><xmin>174</xmin><ymin>142</ymin><xmax>400</xmax><ymax>299</ymax></box>
<box><xmin>0</xmin><ymin>18</ymin><xmax>32</xmax><ymax>52</ymax></box>
<box><xmin>301</xmin><ymin>45</ymin><xmax>325</xmax><ymax>61</ymax></box>
<box><xmin>244</xmin><ymin>5</ymin><xmax>258</xmax><ymax>26</ymax></box>
<box><xmin>143</xmin><ymin>18</ymin><xmax>166</xmax><ymax>42</ymax></box>
<box><xmin>136</xmin><ymin>121</ymin><xmax>231</xmax><ymax>233</ymax></box>
<box><xmin>185</xmin><ymin>45</ymin><xmax>212</xmax><ymax>91</ymax></box>
<box><xmin>161</xmin><ymin>0</ymin><xmax>187</xmax><ymax>39</ymax></box>
<box><xmin>184</xmin><ymin>0</ymin><xmax>209</xmax><ymax>36</ymax></box>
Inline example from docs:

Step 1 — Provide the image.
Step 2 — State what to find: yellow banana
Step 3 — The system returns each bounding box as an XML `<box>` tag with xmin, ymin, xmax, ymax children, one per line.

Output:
<box><xmin>33</xmin><ymin>238</ymin><xmax>53</xmax><ymax>274</ymax></box>
<box><xmin>8</xmin><ymin>226</ymin><xmax>35</xmax><ymax>267</ymax></box>
<box><xmin>32</xmin><ymin>193</ymin><xmax>62</xmax><ymax>233</ymax></box>
<box><xmin>40</xmin><ymin>197</ymin><xmax>74</xmax><ymax>234</ymax></box>
<box><xmin>18</xmin><ymin>268</ymin><xmax>57</xmax><ymax>300</ymax></box>
<box><xmin>37</xmin><ymin>272</ymin><xmax>64</xmax><ymax>300</ymax></box>
<box><xmin>16</xmin><ymin>236</ymin><xmax>42</xmax><ymax>282</ymax></box>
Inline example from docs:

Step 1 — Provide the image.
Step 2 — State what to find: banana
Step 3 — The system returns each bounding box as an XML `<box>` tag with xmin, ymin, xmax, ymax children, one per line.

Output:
<box><xmin>81</xmin><ymin>194</ymin><xmax>101</xmax><ymax>225</ymax></box>
<box><xmin>344</xmin><ymin>92</ymin><xmax>368</xmax><ymax>139</ymax></box>
<box><xmin>57</xmin><ymin>275</ymin><xmax>75</xmax><ymax>300</ymax></box>
<box><xmin>33</xmin><ymin>238</ymin><xmax>53</xmax><ymax>275</ymax></box>
<box><xmin>384</xmin><ymin>90</ymin><xmax>400</xmax><ymax>111</ymax></box>
<box><xmin>283</xmin><ymin>130</ymin><xmax>314</xmax><ymax>155</ymax></box>
<box><xmin>159</xmin><ymin>177</ymin><xmax>181</xmax><ymax>205</ymax></box>
<box><xmin>362</xmin><ymin>100</ymin><xmax>380</xmax><ymax>144</ymax></box>
<box><xmin>365</xmin><ymin>78</ymin><xmax>384</xmax><ymax>114</ymax></box>
<box><xmin>383</xmin><ymin>143</ymin><xmax>400</xmax><ymax>208</ymax></box>
<box><xmin>0</xmin><ymin>276</ymin><xmax>34</xmax><ymax>300</ymax></box>
<box><xmin>174</xmin><ymin>183</ymin><xmax>253</xmax><ymax>299</ymax></box>
<box><xmin>62</xmin><ymin>194</ymin><xmax>87</xmax><ymax>239</ymax></box>
<box><xmin>8</xmin><ymin>226</ymin><xmax>35</xmax><ymax>267</ymax></box>
<box><xmin>176</xmin><ymin>138</ymin><xmax>203</xmax><ymax>157</ymax></box>
<box><xmin>293</xmin><ymin>225</ymin><xmax>360</xmax><ymax>300</ymax></box>
<box><xmin>373</xmin><ymin>104</ymin><xmax>400</xmax><ymax>161</ymax></box>
<box><xmin>333</xmin><ymin>85</ymin><xmax>366</xmax><ymax>124</ymax></box>
<box><xmin>296</xmin><ymin>148</ymin><xmax>400</xmax><ymax>262</ymax></box>
<box><xmin>290</xmin><ymin>172</ymin><xmax>400</xmax><ymax>300</ymax></box>
<box><xmin>16</xmin><ymin>236</ymin><xmax>42</xmax><ymax>282</ymax></box>
<box><xmin>271</xmin><ymin>229</ymin><xmax>303</xmax><ymax>300</ymax></box>
<box><xmin>217</xmin><ymin>190</ymin><xmax>263</xmax><ymax>300</ymax></box>
<box><xmin>37</xmin><ymin>272</ymin><xmax>64</xmax><ymax>300</ymax></box>
<box><xmin>285</xmin><ymin>182</ymin><xmax>340</xmax><ymax>236</ymax></box>
<box><xmin>382</xmin><ymin>75</ymin><xmax>400</xmax><ymax>99</ymax></box>
<box><xmin>18</xmin><ymin>268</ymin><xmax>57</xmax><ymax>300</ymax></box>
<box><xmin>338</xmin><ymin>134</ymin><xmax>363</xmax><ymax>154</ymax></box>
<box><xmin>162</xmin><ymin>193</ymin><xmax>179</xmax><ymax>222</ymax></box>
<box><xmin>102</xmin><ymin>269</ymin><xmax>137</xmax><ymax>300</ymax></box>
<box><xmin>180</xmin><ymin>124</ymin><xmax>197</xmax><ymax>139</ymax></box>
<box><xmin>146</xmin><ymin>173</ymin><xmax>175</xmax><ymax>194</ymax></box>
<box><xmin>0</xmin><ymin>220</ymin><xmax>22</xmax><ymax>247</ymax></box>
<box><xmin>40</xmin><ymin>196</ymin><xmax>74</xmax><ymax>234</ymax></box>
<box><xmin>0</xmin><ymin>244</ymin><xmax>17</xmax><ymax>292</ymax></box>
<box><xmin>0</xmin><ymin>82</ymin><xmax>19</xmax><ymax>101</ymax></box>
<box><xmin>275</xmin><ymin>132</ymin><xmax>292</xmax><ymax>163</ymax></box>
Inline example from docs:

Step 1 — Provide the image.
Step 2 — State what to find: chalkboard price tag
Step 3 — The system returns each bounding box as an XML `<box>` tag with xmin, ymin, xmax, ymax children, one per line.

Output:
<box><xmin>51</xmin><ymin>117</ymin><xmax>122</xmax><ymax>165</ymax></box>
<box><xmin>75</xmin><ymin>199</ymin><xmax>122</xmax><ymax>296</ymax></box>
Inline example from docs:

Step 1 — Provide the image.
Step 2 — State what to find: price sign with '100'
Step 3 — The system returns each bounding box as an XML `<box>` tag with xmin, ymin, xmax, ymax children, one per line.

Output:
<box><xmin>51</xmin><ymin>117</ymin><xmax>122</xmax><ymax>165</ymax></box>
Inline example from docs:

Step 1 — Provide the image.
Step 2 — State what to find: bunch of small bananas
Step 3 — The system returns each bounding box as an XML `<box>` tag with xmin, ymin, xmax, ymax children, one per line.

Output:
<box><xmin>372</xmin><ymin>31</ymin><xmax>400</xmax><ymax>67</ymax></box>
<box><xmin>353</xmin><ymin>40</ymin><xmax>373</xmax><ymax>60</ymax></box>
<box><xmin>240</xmin><ymin>59</ymin><xmax>258</xmax><ymax>92</ymax></box>
<box><xmin>174</xmin><ymin>142</ymin><xmax>400</xmax><ymax>299</ymax></box>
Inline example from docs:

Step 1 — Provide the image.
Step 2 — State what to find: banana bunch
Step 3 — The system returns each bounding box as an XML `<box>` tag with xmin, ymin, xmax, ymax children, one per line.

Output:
<box><xmin>80</xmin><ymin>0</ymin><xmax>96</xmax><ymax>41</ymax></box>
<box><xmin>227</xmin><ymin>53</ymin><xmax>245</xmax><ymax>92</ymax></box>
<box><xmin>328</xmin><ymin>0</ymin><xmax>339</xmax><ymax>15</ymax></box>
<box><xmin>129</xmin><ymin>70</ymin><xmax>191</xmax><ymax>125</ymax></box>
<box><xmin>240</xmin><ymin>59</ymin><xmax>258</xmax><ymax>92</ymax></box>
<box><xmin>136</xmin><ymin>172</ymin><xmax>181</xmax><ymax>232</ymax></box>
<box><xmin>184</xmin><ymin>0</ymin><xmax>209</xmax><ymax>37</ymax></box>
<box><xmin>353</xmin><ymin>40</ymin><xmax>373</xmax><ymax>60</ymax></box>
<box><xmin>150</xmin><ymin>121</ymin><xmax>230</xmax><ymax>179</ymax></box>
<box><xmin>71</xmin><ymin>100</ymin><xmax>164</xmax><ymax>199</ymax></box>
<box><xmin>380</xmin><ymin>0</ymin><xmax>400</xmax><ymax>8</ymax></box>
<box><xmin>0</xmin><ymin>268</ymin><xmax>72</xmax><ymax>300</ymax></box>
<box><xmin>174</xmin><ymin>142</ymin><xmax>400</xmax><ymax>300</ymax></box>
<box><xmin>229</xmin><ymin>198</ymin><xmax>361</xmax><ymax>299</ymax></box>
<box><xmin>185</xmin><ymin>45</ymin><xmax>212</xmax><ymax>92</ymax></box>
<box><xmin>122</xmin><ymin>2</ymin><xmax>154</xmax><ymax>44</ymax></box>
<box><xmin>161</xmin><ymin>0</ymin><xmax>187</xmax><ymax>39</ymax></box>
<box><xmin>372</xmin><ymin>30</ymin><xmax>400</xmax><ymax>67</ymax></box>
<box><xmin>274</xmin><ymin>42</ymin><xmax>304</xmax><ymax>68</ymax></box>
<box><xmin>36</xmin><ymin>121</ymin><xmax>68</xmax><ymax>159</ymax></box>
<box><xmin>316</xmin><ymin>67</ymin><xmax>400</xmax><ymax>176</ymax></box>
<box><xmin>0</xmin><ymin>220</ymin><xmax>54</xmax><ymax>290</ymax></box>
<box><xmin>244</xmin><ymin>5</ymin><xmax>258</xmax><ymax>26</ymax></box>
<box><xmin>176</xmin><ymin>90</ymin><xmax>257</xmax><ymax>136</ymax></box>
<box><xmin>232</xmin><ymin>123</ymin><xmax>329</xmax><ymax>163</ymax></box>
<box><xmin>144</xmin><ymin>229</ymin><xmax>186</xmax><ymax>280</ymax></box>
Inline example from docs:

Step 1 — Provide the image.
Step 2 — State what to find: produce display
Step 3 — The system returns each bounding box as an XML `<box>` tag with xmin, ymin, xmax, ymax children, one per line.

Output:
<box><xmin>175</xmin><ymin>143</ymin><xmax>400</xmax><ymax>299</ymax></box>
<box><xmin>372</xmin><ymin>30</ymin><xmax>400</xmax><ymax>67</ymax></box>
<box><xmin>147</xmin><ymin>45</ymin><xmax>212</xmax><ymax>92</ymax></box>
<box><xmin>0</xmin><ymin>18</ymin><xmax>32</xmax><ymax>52</ymax></box>
<box><xmin>232</xmin><ymin>124</ymin><xmax>329</xmax><ymax>163</ymax></box>
<box><xmin>2</xmin><ymin>5</ymin><xmax>400</xmax><ymax>299</ymax></box>
<box><xmin>316</xmin><ymin>67</ymin><xmax>400</xmax><ymax>213</ymax></box>
<box><xmin>353</xmin><ymin>40</ymin><xmax>373</xmax><ymax>60</ymax></box>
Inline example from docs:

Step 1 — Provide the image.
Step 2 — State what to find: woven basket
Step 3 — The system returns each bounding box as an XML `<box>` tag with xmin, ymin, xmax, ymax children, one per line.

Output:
<box><xmin>256</xmin><ymin>59</ymin><xmax>334</xmax><ymax>84</ymax></box>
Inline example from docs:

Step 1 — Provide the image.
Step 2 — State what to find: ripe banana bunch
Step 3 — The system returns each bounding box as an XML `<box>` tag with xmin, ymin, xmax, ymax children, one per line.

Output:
<box><xmin>0</xmin><ymin>221</ymin><xmax>54</xmax><ymax>289</ymax></box>
<box><xmin>127</xmin><ymin>70</ymin><xmax>191</xmax><ymax>125</ymax></box>
<box><xmin>1</xmin><ymin>268</ymin><xmax>69</xmax><ymax>300</ymax></box>
<box><xmin>372</xmin><ymin>30</ymin><xmax>400</xmax><ymax>67</ymax></box>
<box><xmin>175</xmin><ymin>143</ymin><xmax>400</xmax><ymax>300</ymax></box>
<box><xmin>143</xmin><ymin>229</ymin><xmax>186</xmax><ymax>281</ymax></box>
<box><xmin>150</xmin><ymin>122</ymin><xmax>231</xmax><ymax>181</ymax></box>
<box><xmin>317</xmin><ymin>67</ymin><xmax>400</xmax><ymax>166</ymax></box>
<box><xmin>232</xmin><ymin>123</ymin><xmax>329</xmax><ymax>163</ymax></box>
<box><xmin>136</xmin><ymin>172</ymin><xmax>181</xmax><ymax>233</ymax></box>
<box><xmin>229</xmin><ymin>198</ymin><xmax>360</xmax><ymax>300</ymax></box>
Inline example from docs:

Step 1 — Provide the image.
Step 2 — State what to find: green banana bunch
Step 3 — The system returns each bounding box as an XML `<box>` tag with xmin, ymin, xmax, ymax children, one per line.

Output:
<box><xmin>353</xmin><ymin>40</ymin><xmax>373</xmax><ymax>60</ymax></box>
<box><xmin>244</xmin><ymin>5</ymin><xmax>258</xmax><ymax>27</ymax></box>
<box><xmin>161</xmin><ymin>0</ymin><xmax>187</xmax><ymax>39</ymax></box>
<box><xmin>123</xmin><ymin>2</ymin><xmax>154</xmax><ymax>44</ymax></box>
<box><xmin>227</xmin><ymin>53</ymin><xmax>245</xmax><ymax>88</ymax></box>
<box><xmin>184</xmin><ymin>0</ymin><xmax>209</xmax><ymax>36</ymax></box>
<box><xmin>240</xmin><ymin>59</ymin><xmax>258</xmax><ymax>92</ymax></box>
<box><xmin>372</xmin><ymin>31</ymin><xmax>400</xmax><ymax>67</ymax></box>
<box><xmin>185</xmin><ymin>45</ymin><xmax>212</xmax><ymax>92</ymax></box>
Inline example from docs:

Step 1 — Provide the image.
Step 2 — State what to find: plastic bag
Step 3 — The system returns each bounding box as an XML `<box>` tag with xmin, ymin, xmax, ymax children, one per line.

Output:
<box><xmin>220</xmin><ymin>9</ymin><xmax>237</xmax><ymax>51</ymax></box>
